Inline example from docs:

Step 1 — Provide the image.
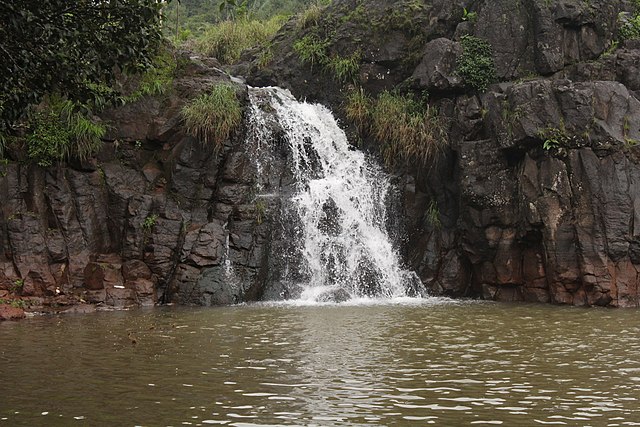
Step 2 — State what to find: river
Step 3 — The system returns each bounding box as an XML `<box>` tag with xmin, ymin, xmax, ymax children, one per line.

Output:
<box><xmin>1</xmin><ymin>299</ymin><xmax>639</xmax><ymax>426</ymax></box>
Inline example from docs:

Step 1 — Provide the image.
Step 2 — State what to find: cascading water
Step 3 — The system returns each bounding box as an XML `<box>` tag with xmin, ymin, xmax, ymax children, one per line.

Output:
<box><xmin>247</xmin><ymin>87</ymin><xmax>424</xmax><ymax>303</ymax></box>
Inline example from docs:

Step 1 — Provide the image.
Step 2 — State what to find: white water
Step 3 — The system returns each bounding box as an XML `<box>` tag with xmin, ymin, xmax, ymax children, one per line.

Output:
<box><xmin>247</xmin><ymin>87</ymin><xmax>423</xmax><ymax>303</ymax></box>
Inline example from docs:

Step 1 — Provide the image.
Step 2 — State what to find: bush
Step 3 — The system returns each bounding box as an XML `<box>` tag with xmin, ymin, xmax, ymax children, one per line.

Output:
<box><xmin>193</xmin><ymin>16</ymin><xmax>286</xmax><ymax>64</ymax></box>
<box><xmin>126</xmin><ymin>49</ymin><xmax>177</xmax><ymax>101</ymax></box>
<box><xmin>26</xmin><ymin>97</ymin><xmax>105</xmax><ymax>167</ymax></box>
<box><xmin>456</xmin><ymin>35</ymin><xmax>497</xmax><ymax>92</ymax></box>
<box><xmin>182</xmin><ymin>83</ymin><xmax>243</xmax><ymax>148</ymax></box>
<box><xmin>619</xmin><ymin>12</ymin><xmax>640</xmax><ymax>40</ymax></box>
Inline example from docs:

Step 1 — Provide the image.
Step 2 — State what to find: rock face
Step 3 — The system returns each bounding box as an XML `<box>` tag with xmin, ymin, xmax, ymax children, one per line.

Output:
<box><xmin>247</xmin><ymin>0</ymin><xmax>640</xmax><ymax>307</ymax></box>
<box><xmin>0</xmin><ymin>55</ymin><xmax>286</xmax><ymax>310</ymax></box>
<box><xmin>2</xmin><ymin>0</ymin><xmax>640</xmax><ymax>309</ymax></box>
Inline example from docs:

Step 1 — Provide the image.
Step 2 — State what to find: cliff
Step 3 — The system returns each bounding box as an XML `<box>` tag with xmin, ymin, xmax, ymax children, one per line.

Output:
<box><xmin>2</xmin><ymin>0</ymin><xmax>640</xmax><ymax>316</ymax></box>
<box><xmin>247</xmin><ymin>0</ymin><xmax>640</xmax><ymax>307</ymax></box>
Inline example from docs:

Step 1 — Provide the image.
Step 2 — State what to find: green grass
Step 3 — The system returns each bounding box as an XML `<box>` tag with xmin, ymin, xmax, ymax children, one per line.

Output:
<box><xmin>182</xmin><ymin>83</ymin><xmax>243</xmax><ymax>148</ymax></box>
<box><xmin>26</xmin><ymin>96</ymin><xmax>105</xmax><ymax>167</ymax></box>
<box><xmin>192</xmin><ymin>16</ymin><xmax>286</xmax><ymax>64</ymax></box>
<box><xmin>456</xmin><ymin>35</ymin><xmax>497</xmax><ymax>92</ymax></box>
<box><xmin>126</xmin><ymin>49</ymin><xmax>177</xmax><ymax>101</ymax></box>
<box><xmin>344</xmin><ymin>87</ymin><xmax>372</xmax><ymax>132</ymax></box>
<box><xmin>345</xmin><ymin>88</ymin><xmax>446</xmax><ymax>167</ymax></box>
<box><xmin>293</xmin><ymin>34</ymin><xmax>330</xmax><ymax>69</ymax></box>
<box><xmin>296</xmin><ymin>2</ymin><xmax>324</xmax><ymax>30</ymax></box>
<box><xmin>326</xmin><ymin>51</ymin><xmax>361</xmax><ymax>83</ymax></box>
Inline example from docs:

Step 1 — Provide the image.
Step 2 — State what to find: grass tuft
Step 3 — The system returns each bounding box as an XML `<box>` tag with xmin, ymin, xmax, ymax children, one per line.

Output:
<box><xmin>182</xmin><ymin>83</ymin><xmax>243</xmax><ymax>149</ymax></box>
<box><xmin>345</xmin><ymin>88</ymin><xmax>446</xmax><ymax>168</ymax></box>
<box><xmin>193</xmin><ymin>16</ymin><xmax>286</xmax><ymax>64</ymax></box>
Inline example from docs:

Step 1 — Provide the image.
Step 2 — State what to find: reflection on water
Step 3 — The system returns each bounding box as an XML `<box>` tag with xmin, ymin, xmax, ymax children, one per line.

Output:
<box><xmin>1</xmin><ymin>300</ymin><xmax>640</xmax><ymax>426</ymax></box>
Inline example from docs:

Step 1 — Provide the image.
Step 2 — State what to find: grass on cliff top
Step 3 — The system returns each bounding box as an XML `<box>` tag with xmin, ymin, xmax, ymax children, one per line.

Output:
<box><xmin>182</xmin><ymin>83</ymin><xmax>242</xmax><ymax>149</ymax></box>
<box><xmin>345</xmin><ymin>88</ymin><xmax>447</xmax><ymax>168</ymax></box>
<box><xmin>192</xmin><ymin>16</ymin><xmax>287</xmax><ymax>64</ymax></box>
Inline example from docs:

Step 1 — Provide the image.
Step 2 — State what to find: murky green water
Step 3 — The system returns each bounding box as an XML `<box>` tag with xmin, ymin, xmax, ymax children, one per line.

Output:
<box><xmin>1</xmin><ymin>299</ymin><xmax>639</xmax><ymax>426</ymax></box>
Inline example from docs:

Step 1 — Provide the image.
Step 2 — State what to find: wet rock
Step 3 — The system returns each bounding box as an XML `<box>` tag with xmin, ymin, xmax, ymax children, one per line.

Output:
<box><xmin>0</xmin><ymin>304</ymin><xmax>26</xmax><ymax>321</ymax></box>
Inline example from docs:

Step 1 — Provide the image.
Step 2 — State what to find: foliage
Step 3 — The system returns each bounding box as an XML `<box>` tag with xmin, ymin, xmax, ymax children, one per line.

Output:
<box><xmin>326</xmin><ymin>52</ymin><xmax>361</xmax><ymax>83</ymax></box>
<box><xmin>220</xmin><ymin>0</ymin><xmax>250</xmax><ymax>20</ymax></box>
<box><xmin>0</xmin><ymin>0</ymin><xmax>168</xmax><ymax>132</ymax></box>
<box><xmin>164</xmin><ymin>0</ymin><xmax>317</xmax><ymax>39</ymax></box>
<box><xmin>344</xmin><ymin>87</ymin><xmax>373</xmax><ymax>132</ymax></box>
<box><xmin>294</xmin><ymin>34</ymin><xmax>361</xmax><ymax>82</ymax></box>
<box><xmin>426</xmin><ymin>200</ymin><xmax>441</xmax><ymax>229</ymax></box>
<box><xmin>456</xmin><ymin>35</ymin><xmax>497</xmax><ymax>92</ymax></box>
<box><xmin>461</xmin><ymin>7</ymin><xmax>477</xmax><ymax>22</ymax></box>
<box><xmin>182</xmin><ymin>84</ymin><xmax>243</xmax><ymax>148</ymax></box>
<box><xmin>142</xmin><ymin>214</ymin><xmax>159</xmax><ymax>231</ymax></box>
<box><xmin>345</xmin><ymin>88</ymin><xmax>446</xmax><ymax>168</ymax></box>
<box><xmin>255</xmin><ymin>199</ymin><xmax>266</xmax><ymax>224</ymax></box>
<box><xmin>26</xmin><ymin>96</ymin><xmax>105</xmax><ymax>167</ymax></box>
<box><xmin>619</xmin><ymin>12</ymin><xmax>640</xmax><ymax>40</ymax></box>
<box><xmin>12</xmin><ymin>279</ymin><xmax>24</xmax><ymax>292</ymax></box>
<box><xmin>293</xmin><ymin>35</ymin><xmax>330</xmax><ymax>69</ymax></box>
<box><xmin>0</xmin><ymin>298</ymin><xmax>28</xmax><ymax>309</ymax></box>
<box><xmin>372</xmin><ymin>91</ymin><xmax>446</xmax><ymax>167</ymax></box>
<box><xmin>193</xmin><ymin>16</ymin><xmax>285</xmax><ymax>64</ymax></box>
<box><xmin>125</xmin><ymin>49</ymin><xmax>178</xmax><ymax>102</ymax></box>
<box><xmin>296</xmin><ymin>2</ymin><xmax>324</xmax><ymax>29</ymax></box>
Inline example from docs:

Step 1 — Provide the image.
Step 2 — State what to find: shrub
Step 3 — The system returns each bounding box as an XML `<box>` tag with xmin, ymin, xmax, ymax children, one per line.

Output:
<box><xmin>456</xmin><ymin>35</ymin><xmax>497</xmax><ymax>92</ymax></box>
<box><xmin>26</xmin><ymin>96</ymin><xmax>105</xmax><ymax>167</ymax></box>
<box><xmin>182</xmin><ymin>83</ymin><xmax>243</xmax><ymax>148</ymax></box>
<box><xmin>619</xmin><ymin>12</ymin><xmax>640</xmax><ymax>40</ymax></box>
<box><xmin>193</xmin><ymin>16</ymin><xmax>285</xmax><ymax>64</ymax></box>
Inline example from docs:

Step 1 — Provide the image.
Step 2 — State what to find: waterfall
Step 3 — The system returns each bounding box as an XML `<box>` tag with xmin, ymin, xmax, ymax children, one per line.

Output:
<box><xmin>247</xmin><ymin>87</ymin><xmax>424</xmax><ymax>303</ymax></box>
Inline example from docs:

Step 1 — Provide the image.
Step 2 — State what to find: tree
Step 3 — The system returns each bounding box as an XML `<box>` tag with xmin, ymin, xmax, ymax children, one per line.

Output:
<box><xmin>0</xmin><ymin>0</ymin><xmax>169</xmax><ymax>132</ymax></box>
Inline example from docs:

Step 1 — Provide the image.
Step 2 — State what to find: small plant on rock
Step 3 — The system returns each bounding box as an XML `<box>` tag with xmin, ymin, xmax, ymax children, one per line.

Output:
<box><xmin>327</xmin><ymin>51</ymin><xmax>361</xmax><ymax>83</ymax></box>
<box><xmin>461</xmin><ymin>7</ymin><xmax>477</xmax><ymax>22</ymax></box>
<box><xmin>142</xmin><ymin>214</ymin><xmax>158</xmax><ymax>231</ymax></box>
<box><xmin>293</xmin><ymin>35</ymin><xmax>330</xmax><ymax>70</ymax></box>
<box><xmin>372</xmin><ymin>91</ymin><xmax>446</xmax><ymax>168</ymax></box>
<box><xmin>456</xmin><ymin>35</ymin><xmax>497</xmax><ymax>92</ymax></box>
<box><xmin>426</xmin><ymin>200</ymin><xmax>442</xmax><ymax>229</ymax></box>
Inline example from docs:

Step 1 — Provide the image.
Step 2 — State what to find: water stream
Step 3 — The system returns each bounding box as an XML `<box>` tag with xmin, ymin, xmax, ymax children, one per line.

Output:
<box><xmin>247</xmin><ymin>87</ymin><xmax>422</xmax><ymax>303</ymax></box>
